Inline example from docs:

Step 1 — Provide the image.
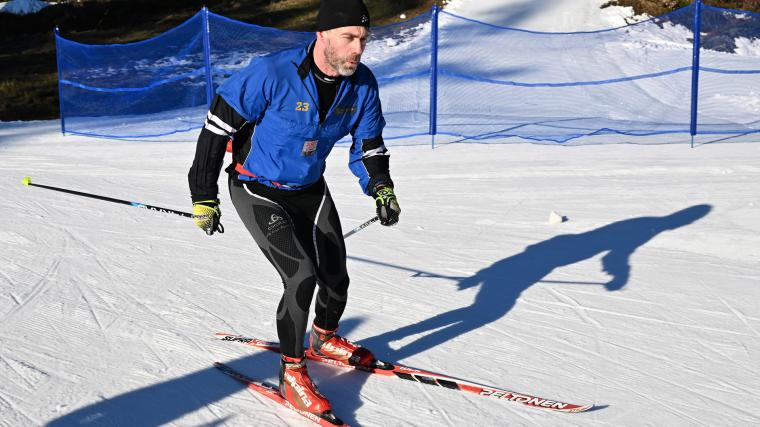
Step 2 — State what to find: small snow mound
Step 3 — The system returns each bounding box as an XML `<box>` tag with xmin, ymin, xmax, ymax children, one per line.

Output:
<box><xmin>0</xmin><ymin>0</ymin><xmax>50</xmax><ymax>16</ymax></box>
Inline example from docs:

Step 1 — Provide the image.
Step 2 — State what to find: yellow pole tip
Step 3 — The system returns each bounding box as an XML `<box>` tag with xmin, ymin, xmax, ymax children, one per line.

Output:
<box><xmin>22</xmin><ymin>176</ymin><xmax>32</xmax><ymax>186</ymax></box>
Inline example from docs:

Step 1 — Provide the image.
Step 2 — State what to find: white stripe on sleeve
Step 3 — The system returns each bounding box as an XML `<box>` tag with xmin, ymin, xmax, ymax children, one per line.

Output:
<box><xmin>207</xmin><ymin>111</ymin><xmax>236</xmax><ymax>134</ymax></box>
<box><xmin>204</xmin><ymin>119</ymin><xmax>229</xmax><ymax>136</ymax></box>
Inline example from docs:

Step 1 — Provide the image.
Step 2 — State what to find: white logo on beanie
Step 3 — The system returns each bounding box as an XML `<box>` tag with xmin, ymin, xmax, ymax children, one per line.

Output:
<box><xmin>361</xmin><ymin>15</ymin><xmax>369</xmax><ymax>24</ymax></box>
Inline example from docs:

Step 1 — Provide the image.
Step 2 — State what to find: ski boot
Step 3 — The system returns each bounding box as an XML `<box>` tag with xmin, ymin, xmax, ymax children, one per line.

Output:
<box><xmin>279</xmin><ymin>355</ymin><xmax>343</xmax><ymax>425</ymax></box>
<box><xmin>308</xmin><ymin>324</ymin><xmax>393</xmax><ymax>370</ymax></box>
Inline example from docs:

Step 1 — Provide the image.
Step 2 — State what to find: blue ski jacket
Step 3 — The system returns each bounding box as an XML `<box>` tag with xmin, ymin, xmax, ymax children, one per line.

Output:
<box><xmin>217</xmin><ymin>42</ymin><xmax>386</xmax><ymax>195</ymax></box>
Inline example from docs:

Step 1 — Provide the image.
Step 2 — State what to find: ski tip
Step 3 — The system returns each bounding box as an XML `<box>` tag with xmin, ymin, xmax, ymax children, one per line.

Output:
<box><xmin>319</xmin><ymin>410</ymin><xmax>346</xmax><ymax>426</ymax></box>
<box><xmin>574</xmin><ymin>404</ymin><xmax>604</xmax><ymax>413</ymax></box>
<box><xmin>558</xmin><ymin>403</ymin><xmax>596</xmax><ymax>413</ymax></box>
<box><xmin>22</xmin><ymin>176</ymin><xmax>32</xmax><ymax>186</ymax></box>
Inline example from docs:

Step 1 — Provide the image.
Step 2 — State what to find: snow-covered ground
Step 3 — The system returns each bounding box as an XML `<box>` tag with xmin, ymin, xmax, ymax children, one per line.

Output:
<box><xmin>2</xmin><ymin>1</ymin><xmax>760</xmax><ymax>426</ymax></box>
<box><xmin>444</xmin><ymin>0</ymin><xmax>641</xmax><ymax>30</ymax></box>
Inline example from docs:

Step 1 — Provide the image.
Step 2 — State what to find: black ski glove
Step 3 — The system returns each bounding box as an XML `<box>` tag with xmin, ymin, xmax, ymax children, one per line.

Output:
<box><xmin>373</xmin><ymin>186</ymin><xmax>400</xmax><ymax>226</ymax></box>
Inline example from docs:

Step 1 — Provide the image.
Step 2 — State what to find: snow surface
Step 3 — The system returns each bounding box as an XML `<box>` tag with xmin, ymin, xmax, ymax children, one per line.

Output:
<box><xmin>443</xmin><ymin>0</ymin><xmax>642</xmax><ymax>31</ymax></box>
<box><xmin>2</xmin><ymin>1</ymin><xmax>760</xmax><ymax>426</ymax></box>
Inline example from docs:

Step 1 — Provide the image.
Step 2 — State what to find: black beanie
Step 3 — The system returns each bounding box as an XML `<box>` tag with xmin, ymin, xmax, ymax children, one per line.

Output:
<box><xmin>316</xmin><ymin>0</ymin><xmax>370</xmax><ymax>31</ymax></box>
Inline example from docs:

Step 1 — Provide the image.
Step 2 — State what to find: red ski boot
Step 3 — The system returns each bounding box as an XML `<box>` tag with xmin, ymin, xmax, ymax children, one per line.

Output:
<box><xmin>308</xmin><ymin>324</ymin><xmax>392</xmax><ymax>370</ymax></box>
<box><xmin>279</xmin><ymin>355</ymin><xmax>340</xmax><ymax>423</ymax></box>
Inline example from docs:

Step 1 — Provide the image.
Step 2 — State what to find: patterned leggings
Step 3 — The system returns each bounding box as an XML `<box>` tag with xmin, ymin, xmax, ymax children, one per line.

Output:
<box><xmin>229</xmin><ymin>177</ymin><xmax>349</xmax><ymax>358</ymax></box>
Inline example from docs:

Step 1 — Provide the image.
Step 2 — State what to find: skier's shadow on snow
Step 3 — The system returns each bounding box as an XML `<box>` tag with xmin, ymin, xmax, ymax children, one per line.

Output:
<box><xmin>361</xmin><ymin>204</ymin><xmax>712</xmax><ymax>362</ymax></box>
<box><xmin>45</xmin><ymin>205</ymin><xmax>711</xmax><ymax>426</ymax></box>
<box><xmin>44</xmin><ymin>318</ymin><xmax>368</xmax><ymax>426</ymax></box>
<box><xmin>43</xmin><ymin>351</ymin><xmax>269</xmax><ymax>427</ymax></box>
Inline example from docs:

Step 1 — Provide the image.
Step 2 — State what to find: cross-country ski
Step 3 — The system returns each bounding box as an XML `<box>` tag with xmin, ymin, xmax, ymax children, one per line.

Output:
<box><xmin>216</xmin><ymin>333</ymin><xmax>594</xmax><ymax>413</ymax></box>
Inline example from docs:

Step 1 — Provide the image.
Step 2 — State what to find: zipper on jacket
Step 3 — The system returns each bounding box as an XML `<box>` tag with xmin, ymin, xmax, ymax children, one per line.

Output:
<box><xmin>292</xmin><ymin>61</ymin><xmax>320</xmax><ymax>125</ymax></box>
<box><xmin>292</xmin><ymin>61</ymin><xmax>349</xmax><ymax>128</ymax></box>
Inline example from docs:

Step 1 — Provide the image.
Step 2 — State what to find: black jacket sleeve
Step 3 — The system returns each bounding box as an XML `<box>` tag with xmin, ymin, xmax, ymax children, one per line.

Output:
<box><xmin>188</xmin><ymin>95</ymin><xmax>248</xmax><ymax>202</ymax></box>
<box><xmin>360</xmin><ymin>134</ymin><xmax>393</xmax><ymax>195</ymax></box>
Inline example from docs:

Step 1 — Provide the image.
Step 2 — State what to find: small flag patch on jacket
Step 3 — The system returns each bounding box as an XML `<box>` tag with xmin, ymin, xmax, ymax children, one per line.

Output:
<box><xmin>302</xmin><ymin>140</ymin><xmax>318</xmax><ymax>156</ymax></box>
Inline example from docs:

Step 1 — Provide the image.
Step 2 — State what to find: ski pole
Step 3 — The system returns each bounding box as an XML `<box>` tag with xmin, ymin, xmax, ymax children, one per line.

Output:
<box><xmin>24</xmin><ymin>176</ymin><xmax>375</xmax><ymax>237</ymax></box>
<box><xmin>343</xmin><ymin>216</ymin><xmax>379</xmax><ymax>239</ymax></box>
<box><xmin>21</xmin><ymin>176</ymin><xmax>193</xmax><ymax>218</ymax></box>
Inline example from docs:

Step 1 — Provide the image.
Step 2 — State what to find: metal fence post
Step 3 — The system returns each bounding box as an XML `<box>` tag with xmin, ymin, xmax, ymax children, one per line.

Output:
<box><xmin>202</xmin><ymin>7</ymin><xmax>214</xmax><ymax>110</ymax></box>
<box><xmin>54</xmin><ymin>26</ymin><xmax>66</xmax><ymax>136</ymax></box>
<box><xmin>689</xmin><ymin>0</ymin><xmax>703</xmax><ymax>147</ymax></box>
<box><xmin>430</xmin><ymin>4</ymin><xmax>439</xmax><ymax>149</ymax></box>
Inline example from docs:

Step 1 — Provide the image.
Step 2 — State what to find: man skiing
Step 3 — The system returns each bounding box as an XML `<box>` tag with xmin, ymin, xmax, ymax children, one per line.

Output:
<box><xmin>188</xmin><ymin>0</ymin><xmax>400</xmax><ymax>422</ymax></box>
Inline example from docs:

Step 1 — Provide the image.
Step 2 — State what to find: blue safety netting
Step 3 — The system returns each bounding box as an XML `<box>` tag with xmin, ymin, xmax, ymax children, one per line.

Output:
<box><xmin>207</xmin><ymin>13</ymin><xmax>313</xmax><ymax>89</ymax></box>
<box><xmin>358</xmin><ymin>12</ymin><xmax>433</xmax><ymax>141</ymax></box>
<box><xmin>56</xmin><ymin>12</ymin><xmax>208</xmax><ymax>138</ymax></box>
<box><xmin>436</xmin><ymin>7</ymin><xmax>696</xmax><ymax>143</ymax></box>
<box><xmin>696</xmin><ymin>5</ymin><xmax>760</xmax><ymax>139</ymax></box>
<box><xmin>55</xmin><ymin>2</ymin><xmax>760</xmax><ymax>144</ymax></box>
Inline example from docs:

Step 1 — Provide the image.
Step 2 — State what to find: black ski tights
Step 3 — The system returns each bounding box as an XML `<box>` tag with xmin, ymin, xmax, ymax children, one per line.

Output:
<box><xmin>229</xmin><ymin>177</ymin><xmax>349</xmax><ymax>358</ymax></box>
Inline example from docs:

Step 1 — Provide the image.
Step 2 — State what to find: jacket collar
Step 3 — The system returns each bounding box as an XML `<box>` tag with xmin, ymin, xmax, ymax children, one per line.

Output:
<box><xmin>296</xmin><ymin>40</ymin><xmax>357</xmax><ymax>83</ymax></box>
<box><xmin>296</xmin><ymin>41</ymin><xmax>315</xmax><ymax>80</ymax></box>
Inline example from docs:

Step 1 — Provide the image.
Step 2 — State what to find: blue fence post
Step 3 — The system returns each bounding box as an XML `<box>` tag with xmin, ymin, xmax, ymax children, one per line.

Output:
<box><xmin>54</xmin><ymin>26</ymin><xmax>66</xmax><ymax>136</ymax></box>
<box><xmin>689</xmin><ymin>0</ymin><xmax>703</xmax><ymax>147</ymax></box>
<box><xmin>202</xmin><ymin>7</ymin><xmax>214</xmax><ymax>110</ymax></box>
<box><xmin>429</xmin><ymin>4</ymin><xmax>439</xmax><ymax>149</ymax></box>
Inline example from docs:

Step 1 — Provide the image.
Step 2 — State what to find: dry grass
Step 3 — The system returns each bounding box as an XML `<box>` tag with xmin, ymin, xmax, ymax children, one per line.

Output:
<box><xmin>0</xmin><ymin>74</ymin><xmax>59</xmax><ymax>121</ymax></box>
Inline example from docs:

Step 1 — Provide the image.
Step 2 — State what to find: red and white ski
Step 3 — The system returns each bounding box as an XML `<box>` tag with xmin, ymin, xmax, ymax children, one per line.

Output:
<box><xmin>216</xmin><ymin>332</ymin><xmax>594</xmax><ymax>413</ymax></box>
<box><xmin>214</xmin><ymin>362</ymin><xmax>348</xmax><ymax>426</ymax></box>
